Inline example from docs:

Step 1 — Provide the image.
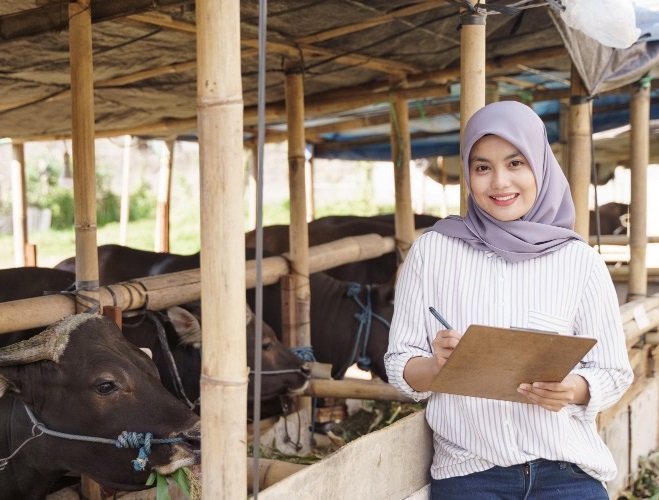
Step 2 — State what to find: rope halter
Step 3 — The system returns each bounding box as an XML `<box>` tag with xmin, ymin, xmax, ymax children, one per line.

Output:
<box><xmin>6</xmin><ymin>402</ymin><xmax>184</xmax><ymax>472</ymax></box>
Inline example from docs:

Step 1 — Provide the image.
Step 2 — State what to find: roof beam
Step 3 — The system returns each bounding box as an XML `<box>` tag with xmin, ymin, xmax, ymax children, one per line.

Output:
<box><xmin>0</xmin><ymin>0</ymin><xmax>190</xmax><ymax>41</ymax></box>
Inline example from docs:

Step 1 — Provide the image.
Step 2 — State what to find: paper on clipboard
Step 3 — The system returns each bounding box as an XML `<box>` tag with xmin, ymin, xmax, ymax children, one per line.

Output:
<box><xmin>429</xmin><ymin>324</ymin><xmax>597</xmax><ymax>403</ymax></box>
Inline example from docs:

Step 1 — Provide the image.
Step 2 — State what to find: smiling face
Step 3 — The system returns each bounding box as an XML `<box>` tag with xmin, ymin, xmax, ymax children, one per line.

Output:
<box><xmin>468</xmin><ymin>134</ymin><xmax>538</xmax><ymax>222</ymax></box>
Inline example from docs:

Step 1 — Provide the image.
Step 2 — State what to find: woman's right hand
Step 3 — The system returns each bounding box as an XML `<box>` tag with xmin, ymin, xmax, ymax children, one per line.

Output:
<box><xmin>431</xmin><ymin>329</ymin><xmax>462</xmax><ymax>369</ymax></box>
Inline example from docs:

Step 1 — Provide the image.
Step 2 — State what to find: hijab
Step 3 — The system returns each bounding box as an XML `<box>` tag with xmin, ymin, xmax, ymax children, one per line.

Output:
<box><xmin>427</xmin><ymin>101</ymin><xmax>584</xmax><ymax>262</ymax></box>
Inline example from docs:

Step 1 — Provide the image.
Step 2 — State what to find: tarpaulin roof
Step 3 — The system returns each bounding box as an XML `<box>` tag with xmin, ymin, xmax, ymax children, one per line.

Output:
<box><xmin>0</xmin><ymin>1</ymin><xmax>657</xmax><ymax>184</ymax></box>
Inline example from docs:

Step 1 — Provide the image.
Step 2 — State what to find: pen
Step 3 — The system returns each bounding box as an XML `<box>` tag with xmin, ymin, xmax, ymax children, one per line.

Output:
<box><xmin>429</xmin><ymin>306</ymin><xmax>453</xmax><ymax>330</ymax></box>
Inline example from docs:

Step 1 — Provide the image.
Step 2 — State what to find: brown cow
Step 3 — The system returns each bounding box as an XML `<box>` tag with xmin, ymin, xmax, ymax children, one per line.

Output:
<box><xmin>0</xmin><ymin>313</ymin><xmax>200</xmax><ymax>498</ymax></box>
<box><xmin>0</xmin><ymin>267</ymin><xmax>310</xmax><ymax>415</ymax></box>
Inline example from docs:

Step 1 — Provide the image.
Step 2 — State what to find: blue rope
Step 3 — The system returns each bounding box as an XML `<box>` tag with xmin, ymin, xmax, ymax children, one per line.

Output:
<box><xmin>344</xmin><ymin>283</ymin><xmax>391</xmax><ymax>377</ymax></box>
<box><xmin>289</xmin><ymin>345</ymin><xmax>316</xmax><ymax>362</ymax></box>
<box><xmin>21</xmin><ymin>403</ymin><xmax>182</xmax><ymax>472</ymax></box>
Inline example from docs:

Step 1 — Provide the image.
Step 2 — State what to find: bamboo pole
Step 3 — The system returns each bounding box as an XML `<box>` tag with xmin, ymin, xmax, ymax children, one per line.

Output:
<box><xmin>0</xmin><ymin>230</ymin><xmax>422</xmax><ymax>336</ymax></box>
<box><xmin>302</xmin><ymin>379</ymin><xmax>412</xmax><ymax>402</ymax></box>
<box><xmin>627</xmin><ymin>78</ymin><xmax>650</xmax><ymax>301</ymax></box>
<box><xmin>69</xmin><ymin>0</ymin><xmax>99</xmax><ymax>314</ymax></box>
<box><xmin>284</xmin><ymin>65</ymin><xmax>312</xmax><ymax>421</ymax></box>
<box><xmin>389</xmin><ymin>78</ymin><xmax>415</xmax><ymax>261</ymax></box>
<box><xmin>119</xmin><ymin>135</ymin><xmax>132</xmax><ymax>246</ymax></box>
<box><xmin>459</xmin><ymin>2</ymin><xmax>486</xmax><ymax>216</ymax></box>
<box><xmin>246</xmin><ymin>458</ymin><xmax>307</xmax><ymax>494</ymax></box>
<box><xmin>155</xmin><ymin>139</ymin><xmax>174</xmax><ymax>252</ymax></box>
<box><xmin>69</xmin><ymin>3</ymin><xmax>102</xmax><ymax>497</ymax></box>
<box><xmin>567</xmin><ymin>65</ymin><xmax>592</xmax><ymax>239</ymax></box>
<box><xmin>284</xmin><ymin>66</ymin><xmax>311</xmax><ymax>351</ymax></box>
<box><xmin>246</xmin><ymin>144</ymin><xmax>258</xmax><ymax>231</ymax></box>
<box><xmin>10</xmin><ymin>142</ymin><xmax>28</xmax><ymax>267</ymax></box>
<box><xmin>196</xmin><ymin>0</ymin><xmax>246</xmax><ymax>497</ymax></box>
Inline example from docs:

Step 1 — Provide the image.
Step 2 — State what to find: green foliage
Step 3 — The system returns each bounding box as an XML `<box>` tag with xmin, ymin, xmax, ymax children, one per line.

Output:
<box><xmin>42</xmin><ymin>187</ymin><xmax>74</xmax><ymax>230</ymax></box>
<box><xmin>618</xmin><ymin>450</ymin><xmax>659</xmax><ymax>499</ymax></box>
<box><xmin>146</xmin><ymin>467</ymin><xmax>191</xmax><ymax>500</ymax></box>
<box><xmin>130</xmin><ymin>184</ymin><xmax>157</xmax><ymax>221</ymax></box>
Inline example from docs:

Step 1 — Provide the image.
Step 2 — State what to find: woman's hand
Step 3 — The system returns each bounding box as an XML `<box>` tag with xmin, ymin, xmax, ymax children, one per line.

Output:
<box><xmin>431</xmin><ymin>329</ymin><xmax>462</xmax><ymax>370</ymax></box>
<box><xmin>402</xmin><ymin>329</ymin><xmax>462</xmax><ymax>392</ymax></box>
<box><xmin>517</xmin><ymin>374</ymin><xmax>590</xmax><ymax>411</ymax></box>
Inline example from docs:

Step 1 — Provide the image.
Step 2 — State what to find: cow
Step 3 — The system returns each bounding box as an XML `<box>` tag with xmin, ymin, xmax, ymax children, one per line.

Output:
<box><xmin>0</xmin><ymin>313</ymin><xmax>200</xmax><ymax>499</ymax></box>
<box><xmin>0</xmin><ymin>267</ymin><xmax>311</xmax><ymax>416</ymax></box>
<box><xmin>244</xmin><ymin>212</ymin><xmax>439</xmax><ymax>283</ymax></box>
<box><xmin>246</xmin><ymin>270</ymin><xmax>395</xmax><ymax>381</ymax></box>
<box><xmin>54</xmin><ymin>244</ymin><xmax>200</xmax><ymax>283</ymax></box>
<box><xmin>589</xmin><ymin>202</ymin><xmax>629</xmax><ymax>236</ymax></box>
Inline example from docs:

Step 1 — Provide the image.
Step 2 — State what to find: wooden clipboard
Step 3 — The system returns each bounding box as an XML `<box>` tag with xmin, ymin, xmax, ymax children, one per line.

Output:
<box><xmin>429</xmin><ymin>324</ymin><xmax>597</xmax><ymax>403</ymax></box>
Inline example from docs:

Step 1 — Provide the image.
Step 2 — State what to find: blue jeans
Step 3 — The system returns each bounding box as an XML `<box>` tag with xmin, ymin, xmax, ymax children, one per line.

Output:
<box><xmin>430</xmin><ymin>459</ymin><xmax>608</xmax><ymax>499</ymax></box>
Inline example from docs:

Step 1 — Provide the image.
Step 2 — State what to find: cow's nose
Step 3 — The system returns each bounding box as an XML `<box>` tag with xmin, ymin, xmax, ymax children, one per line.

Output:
<box><xmin>300</xmin><ymin>363</ymin><xmax>312</xmax><ymax>379</ymax></box>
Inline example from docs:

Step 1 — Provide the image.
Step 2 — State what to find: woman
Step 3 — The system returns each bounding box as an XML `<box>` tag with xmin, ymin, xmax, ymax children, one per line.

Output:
<box><xmin>385</xmin><ymin>101</ymin><xmax>633</xmax><ymax>499</ymax></box>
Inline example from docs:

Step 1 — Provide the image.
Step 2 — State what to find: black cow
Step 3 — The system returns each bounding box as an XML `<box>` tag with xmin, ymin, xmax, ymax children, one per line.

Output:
<box><xmin>589</xmin><ymin>202</ymin><xmax>629</xmax><ymax>236</ymax></box>
<box><xmin>0</xmin><ymin>267</ymin><xmax>310</xmax><ymax>415</ymax></box>
<box><xmin>54</xmin><ymin>245</ymin><xmax>200</xmax><ymax>284</ymax></box>
<box><xmin>247</xmin><ymin>270</ymin><xmax>395</xmax><ymax>381</ymax></box>
<box><xmin>244</xmin><ymin>213</ymin><xmax>439</xmax><ymax>283</ymax></box>
<box><xmin>0</xmin><ymin>313</ymin><xmax>200</xmax><ymax>499</ymax></box>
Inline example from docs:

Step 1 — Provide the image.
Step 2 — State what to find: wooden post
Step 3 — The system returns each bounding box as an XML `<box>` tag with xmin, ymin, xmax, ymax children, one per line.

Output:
<box><xmin>285</xmin><ymin>65</ymin><xmax>312</xmax><ymax>420</ymax></box>
<box><xmin>389</xmin><ymin>77</ymin><xmax>415</xmax><ymax>262</ymax></box>
<box><xmin>119</xmin><ymin>135</ymin><xmax>132</xmax><ymax>246</ymax></box>
<box><xmin>245</xmin><ymin>143</ymin><xmax>258</xmax><ymax>231</ymax></box>
<box><xmin>155</xmin><ymin>139</ymin><xmax>174</xmax><ymax>252</ymax></box>
<box><xmin>627</xmin><ymin>77</ymin><xmax>650</xmax><ymax>301</ymax></box>
<box><xmin>69</xmin><ymin>0</ymin><xmax>99</xmax><ymax>315</ymax></box>
<box><xmin>284</xmin><ymin>66</ymin><xmax>311</xmax><ymax>352</ymax></box>
<box><xmin>459</xmin><ymin>2</ymin><xmax>486</xmax><ymax>216</ymax></box>
<box><xmin>196</xmin><ymin>0</ymin><xmax>247</xmax><ymax>497</ymax></box>
<box><xmin>567</xmin><ymin>65</ymin><xmax>592</xmax><ymax>239</ymax></box>
<box><xmin>307</xmin><ymin>155</ymin><xmax>315</xmax><ymax>221</ymax></box>
<box><xmin>10</xmin><ymin>142</ymin><xmax>28</xmax><ymax>267</ymax></box>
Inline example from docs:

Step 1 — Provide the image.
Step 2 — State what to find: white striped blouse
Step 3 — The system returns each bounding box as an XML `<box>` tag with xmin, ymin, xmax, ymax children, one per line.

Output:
<box><xmin>385</xmin><ymin>231</ymin><xmax>633</xmax><ymax>482</ymax></box>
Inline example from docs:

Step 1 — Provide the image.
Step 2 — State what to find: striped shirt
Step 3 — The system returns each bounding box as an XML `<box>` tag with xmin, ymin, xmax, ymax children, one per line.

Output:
<box><xmin>385</xmin><ymin>231</ymin><xmax>634</xmax><ymax>482</ymax></box>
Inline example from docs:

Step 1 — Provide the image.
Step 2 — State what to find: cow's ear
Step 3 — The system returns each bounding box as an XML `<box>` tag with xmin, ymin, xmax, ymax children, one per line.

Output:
<box><xmin>167</xmin><ymin>306</ymin><xmax>201</xmax><ymax>348</ymax></box>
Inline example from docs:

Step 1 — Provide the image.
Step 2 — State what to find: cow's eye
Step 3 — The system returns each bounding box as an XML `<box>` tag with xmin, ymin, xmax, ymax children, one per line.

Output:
<box><xmin>263</xmin><ymin>341</ymin><xmax>274</xmax><ymax>351</ymax></box>
<box><xmin>96</xmin><ymin>381</ymin><xmax>118</xmax><ymax>395</ymax></box>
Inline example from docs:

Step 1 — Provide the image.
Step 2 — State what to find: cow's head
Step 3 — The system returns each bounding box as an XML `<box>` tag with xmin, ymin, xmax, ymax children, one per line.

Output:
<box><xmin>0</xmin><ymin>313</ymin><xmax>200</xmax><ymax>492</ymax></box>
<box><xmin>244</xmin><ymin>305</ymin><xmax>311</xmax><ymax>400</ymax></box>
<box><xmin>175</xmin><ymin>304</ymin><xmax>310</xmax><ymax>403</ymax></box>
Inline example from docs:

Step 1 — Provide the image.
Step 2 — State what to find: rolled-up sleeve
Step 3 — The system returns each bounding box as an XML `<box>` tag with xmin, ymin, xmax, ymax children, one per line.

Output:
<box><xmin>568</xmin><ymin>255</ymin><xmax>634</xmax><ymax>422</ymax></box>
<box><xmin>385</xmin><ymin>239</ymin><xmax>433</xmax><ymax>402</ymax></box>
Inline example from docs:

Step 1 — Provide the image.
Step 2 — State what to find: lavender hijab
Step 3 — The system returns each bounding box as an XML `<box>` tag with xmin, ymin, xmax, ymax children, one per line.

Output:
<box><xmin>428</xmin><ymin>101</ymin><xmax>584</xmax><ymax>262</ymax></box>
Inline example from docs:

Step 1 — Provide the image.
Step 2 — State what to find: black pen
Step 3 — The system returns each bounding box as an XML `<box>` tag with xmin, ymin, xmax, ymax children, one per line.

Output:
<box><xmin>429</xmin><ymin>306</ymin><xmax>453</xmax><ymax>330</ymax></box>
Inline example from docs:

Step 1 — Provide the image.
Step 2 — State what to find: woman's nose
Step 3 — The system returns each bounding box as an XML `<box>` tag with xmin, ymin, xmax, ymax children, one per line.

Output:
<box><xmin>491</xmin><ymin>167</ymin><xmax>511</xmax><ymax>189</ymax></box>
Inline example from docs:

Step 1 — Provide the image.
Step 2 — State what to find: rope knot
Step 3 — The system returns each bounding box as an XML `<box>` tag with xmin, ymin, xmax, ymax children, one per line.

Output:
<box><xmin>289</xmin><ymin>345</ymin><xmax>316</xmax><ymax>362</ymax></box>
<box><xmin>116</xmin><ymin>431</ymin><xmax>153</xmax><ymax>471</ymax></box>
<box><xmin>346</xmin><ymin>282</ymin><xmax>361</xmax><ymax>298</ymax></box>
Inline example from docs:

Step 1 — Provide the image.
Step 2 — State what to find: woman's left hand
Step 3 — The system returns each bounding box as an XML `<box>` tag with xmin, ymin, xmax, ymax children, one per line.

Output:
<box><xmin>517</xmin><ymin>374</ymin><xmax>590</xmax><ymax>412</ymax></box>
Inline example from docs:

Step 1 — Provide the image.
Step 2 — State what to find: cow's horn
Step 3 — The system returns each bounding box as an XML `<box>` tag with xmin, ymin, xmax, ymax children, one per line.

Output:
<box><xmin>0</xmin><ymin>313</ymin><xmax>93</xmax><ymax>366</ymax></box>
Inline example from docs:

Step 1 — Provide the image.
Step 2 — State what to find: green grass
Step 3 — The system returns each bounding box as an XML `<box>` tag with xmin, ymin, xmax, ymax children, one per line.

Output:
<box><xmin>0</xmin><ymin>199</ymin><xmax>446</xmax><ymax>270</ymax></box>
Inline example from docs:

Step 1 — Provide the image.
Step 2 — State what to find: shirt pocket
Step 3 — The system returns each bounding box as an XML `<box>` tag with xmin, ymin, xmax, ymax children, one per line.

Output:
<box><xmin>527</xmin><ymin>310</ymin><xmax>569</xmax><ymax>335</ymax></box>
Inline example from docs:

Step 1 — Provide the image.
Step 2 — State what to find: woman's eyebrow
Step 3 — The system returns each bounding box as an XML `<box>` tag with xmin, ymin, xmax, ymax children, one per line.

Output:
<box><xmin>469</xmin><ymin>150</ymin><xmax>523</xmax><ymax>164</ymax></box>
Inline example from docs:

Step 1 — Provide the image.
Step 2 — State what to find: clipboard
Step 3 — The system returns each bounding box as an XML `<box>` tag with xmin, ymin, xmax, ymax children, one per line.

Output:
<box><xmin>429</xmin><ymin>324</ymin><xmax>597</xmax><ymax>403</ymax></box>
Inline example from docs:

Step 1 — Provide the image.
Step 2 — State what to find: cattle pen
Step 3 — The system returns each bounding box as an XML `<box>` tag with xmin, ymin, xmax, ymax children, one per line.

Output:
<box><xmin>1</xmin><ymin>1</ymin><xmax>659</xmax><ymax>499</ymax></box>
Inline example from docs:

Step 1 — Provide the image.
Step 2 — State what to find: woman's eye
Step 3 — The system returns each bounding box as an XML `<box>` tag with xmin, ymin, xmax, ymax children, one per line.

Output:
<box><xmin>96</xmin><ymin>381</ymin><xmax>118</xmax><ymax>395</ymax></box>
<box><xmin>510</xmin><ymin>160</ymin><xmax>523</xmax><ymax>168</ymax></box>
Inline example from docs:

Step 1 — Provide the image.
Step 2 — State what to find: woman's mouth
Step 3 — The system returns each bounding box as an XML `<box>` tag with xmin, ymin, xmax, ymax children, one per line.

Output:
<box><xmin>490</xmin><ymin>193</ymin><xmax>518</xmax><ymax>206</ymax></box>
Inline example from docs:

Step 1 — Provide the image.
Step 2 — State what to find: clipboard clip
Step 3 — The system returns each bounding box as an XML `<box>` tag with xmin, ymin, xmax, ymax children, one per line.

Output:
<box><xmin>510</xmin><ymin>326</ymin><xmax>558</xmax><ymax>335</ymax></box>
